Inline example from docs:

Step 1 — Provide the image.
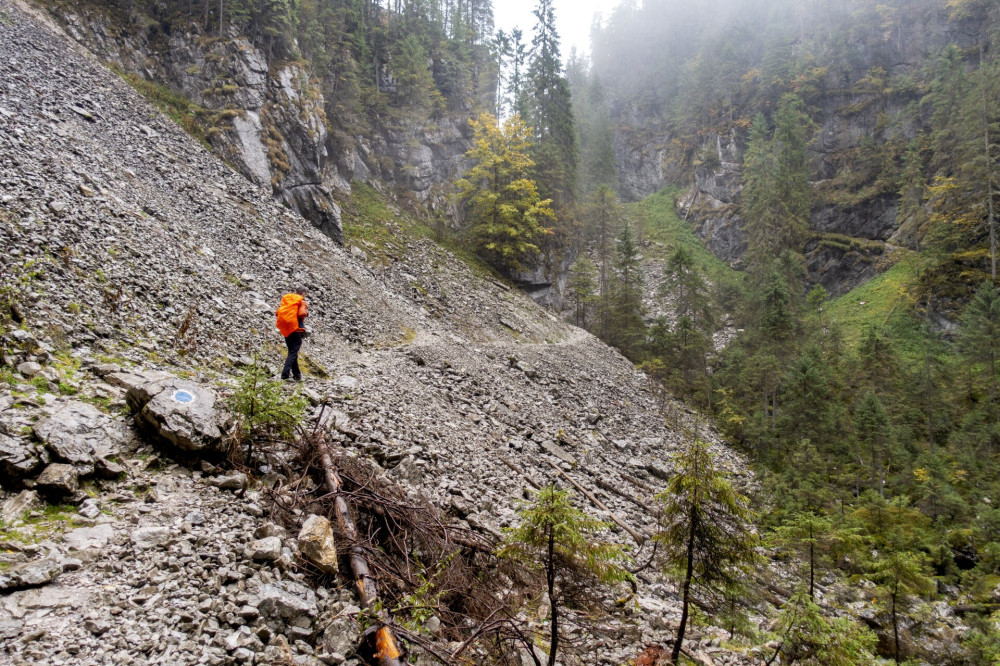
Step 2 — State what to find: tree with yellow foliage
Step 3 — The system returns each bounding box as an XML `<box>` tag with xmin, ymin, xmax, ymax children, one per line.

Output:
<box><xmin>456</xmin><ymin>113</ymin><xmax>555</xmax><ymax>273</ymax></box>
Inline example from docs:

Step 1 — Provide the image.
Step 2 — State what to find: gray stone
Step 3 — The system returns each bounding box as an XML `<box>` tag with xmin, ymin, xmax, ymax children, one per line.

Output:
<box><xmin>257</xmin><ymin>581</ymin><xmax>318</xmax><ymax>620</ymax></box>
<box><xmin>1</xmin><ymin>489</ymin><xmax>40</xmax><ymax>523</ymax></box>
<box><xmin>64</xmin><ymin>523</ymin><xmax>114</xmax><ymax>551</ymax></box>
<box><xmin>122</xmin><ymin>372</ymin><xmax>223</xmax><ymax>452</ymax></box>
<box><xmin>322</xmin><ymin>616</ymin><xmax>357</xmax><ymax>658</ymax></box>
<box><xmin>0</xmin><ymin>434</ymin><xmax>41</xmax><ymax>481</ymax></box>
<box><xmin>77</xmin><ymin>498</ymin><xmax>101</xmax><ymax>519</ymax></box>
<box><xmin>35</xmin><ymin>463</ymin><xmax>79</xmax><ymax>495</ymax></box>
<box><xmin>0</xmin><ymin>557</ymin><xmax>62</xmax><ymax>590</ymax></box>
<box><xmin>17</xmin><ymin>361</ymin><xmax>42</xmax><ymax>377</ymax></box>
<box><xmin>539</xmin><ymin>441</ymin><xmax>577</xmax><ymax>466</ymax></box>
<box><xmin>131</xmin><ymin>525</ymin><xmax>171</xmax><ymax>548</ymax></box>
<box><xmin>85</xmin><ymin>619</ymin><xmax>110</xmax><ymax>635</ymax></box>
<box><xmin>33</xmin><ymin>400</ymin><xmax>128</xmax><ymax>467</ymax></box>
<box><xmin>15</xmin><ymin>584</ymin><xmax>90</xmax><ymax>609</ymax></box>
<box><xmin>248</xmin><ymin>536</ymin><xmax>282</xmax><ymax>561</ymax></box>
<box><xmin>211</xmin><ymin>472</ymin><xmax>248</xmax><ymax>490</ymax></box>
<box><xmin>298</xmin><ymin>514</ymin><xmax>337</xmax><ymax>574</ymax></box>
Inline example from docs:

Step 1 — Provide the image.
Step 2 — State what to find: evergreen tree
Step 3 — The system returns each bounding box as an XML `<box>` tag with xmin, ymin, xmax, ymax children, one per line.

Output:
<box><xmin>955</xmin><ymin>280</ymin><xmax>1000</xmax><ymax>453</ymax></box>
<box><xmin>656</xmin><ymin>436</ymin><xmax>760</xmax><ymax>665</ymax></box>
<box><xmin>867</xmin><ymin>549</ymin><xmax>934</xmax><ymax>664</ymax></box>
<box><xmin>567</xmin><ymin>254</ymin><xmax>598</xmax><ymax>327</ymax></box>
<box><xmin>609</xmin><ymin>221</ymin><xmax>645</xmax><ymax>357</ymax></box>
<box><xmin>497</xmin><ymin>486</ymin><xmax>634</xmax><ymax>666</ymax></box>
<box><xmin>525</xmin><ymin>0</ymin><xmax>577</xmax><ymax>210</ymax></box>
<box><xmin>455</xmin><ymin>113</ymin><xmax>555</xmax><ymax>273</ymax></box>
<box><xmin>741</xmin><ymin>94</ymin><xmax>812</xmax><ymax>269</ymax></box>
<box><xmin>768</xmin><ymin>591</ymin><xmax>878</xmax><ymax>665</ymax></box>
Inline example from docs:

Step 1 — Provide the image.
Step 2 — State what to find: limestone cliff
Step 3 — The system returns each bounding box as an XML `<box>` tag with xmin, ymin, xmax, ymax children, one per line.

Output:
<box><xmin>47</xmin><ymin>2</ymin><xmax>477</xmax><ymax>246</ymax></box>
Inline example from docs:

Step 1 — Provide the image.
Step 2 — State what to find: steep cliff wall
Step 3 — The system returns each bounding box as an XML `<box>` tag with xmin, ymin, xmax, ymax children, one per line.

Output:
<box><xmin>47</xmin><ymin>3</ymin><xmax>477</xmax><ymax>246</ymax></box>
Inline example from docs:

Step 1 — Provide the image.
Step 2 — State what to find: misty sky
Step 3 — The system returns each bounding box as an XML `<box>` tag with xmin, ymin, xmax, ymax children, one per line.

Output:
<box><xmin>493</xmin><ymin>0</ymin><xmax>619</xmax><ymax>58</ymax></box>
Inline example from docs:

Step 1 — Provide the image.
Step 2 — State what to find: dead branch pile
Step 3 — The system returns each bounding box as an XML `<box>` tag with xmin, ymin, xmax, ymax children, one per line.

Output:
<box><xmin>259</xmin><ymin>409</ymin><xmax>544</xmax><ymax>664</ymax></box>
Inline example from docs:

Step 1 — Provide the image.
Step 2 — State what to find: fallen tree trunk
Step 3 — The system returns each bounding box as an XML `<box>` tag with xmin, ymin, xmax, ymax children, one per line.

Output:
<box><xmin>546</xmin><ymin>460</ymin><xmax>646</xmax><ymax>546</ymax></box>
<box><xmin>316</xmin><ymin>437</ymin><xmax>404</xmax><ymax>666</ymax></box>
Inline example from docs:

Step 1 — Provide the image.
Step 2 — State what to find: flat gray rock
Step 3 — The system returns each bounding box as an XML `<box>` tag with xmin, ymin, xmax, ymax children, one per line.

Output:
<box><xmin>131</xmin><ymin>525</ymin><xmax>171</xmax><ymax>548</ymax></box>
<box><xmin>64</xmin><ymin>523</ymin><xmax>114</xmax><ymax>551</ymax></box>
<box><xmin>33</xmin><ymin>400</ymin><xmax>128</xmax><ymax>467</ymax></box>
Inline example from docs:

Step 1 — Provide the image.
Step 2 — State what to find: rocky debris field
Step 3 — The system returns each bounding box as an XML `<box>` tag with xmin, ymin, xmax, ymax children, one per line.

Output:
<box><xmin>0</xmin><ymin>1</ymin><xmax>760</xmax><ymax>664</ymax></box>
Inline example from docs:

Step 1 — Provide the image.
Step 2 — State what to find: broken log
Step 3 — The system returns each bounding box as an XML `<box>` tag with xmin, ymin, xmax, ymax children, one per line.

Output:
<box><xmin>594</xmin><ymin>477</ymin><xmax>655</xmax><ymax>514</ymax></box>
<box><xmin>545</xmin><ymin>460</ymin><xmax>646</xmax><ymax>546</ymax></box>
<box><xmin>498</xmin><ymin>454</ymin><xmax>540</xmax><ymax>489</ymax></box>
<box><xmin>317</xmin><ymin>437</ymin><xmax>404</xmax><ymax>666</ymax></box>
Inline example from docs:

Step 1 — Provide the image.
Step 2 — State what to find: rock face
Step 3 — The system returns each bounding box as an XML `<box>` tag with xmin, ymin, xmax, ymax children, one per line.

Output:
<box><xmin>50</xmin><ymin>6</ymin><xmax>474</xmax><ymax>243</ymax></box>
<box><xmin>604</xmin><ymin>6</ymin><xmax>979</xmax><ymax>296</ymax></box>
<box><xmin>120</xmin><ymin>372</ymin><xmax>223</xmax><ymax>453</ymax></box>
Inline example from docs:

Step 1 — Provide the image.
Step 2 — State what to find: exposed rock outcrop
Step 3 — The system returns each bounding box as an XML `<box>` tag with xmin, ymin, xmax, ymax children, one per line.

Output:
<box><xmin>49</xmin><ymin>4</ymin><xmax>474</xmax><ymax>244</ymax></box>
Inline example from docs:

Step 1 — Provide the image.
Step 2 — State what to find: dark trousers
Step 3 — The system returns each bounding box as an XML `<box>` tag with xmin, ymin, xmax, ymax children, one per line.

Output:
<box><xmin>281</xmin><ymin>331</ymin><xmax>303</xmax><ymax>379</ymax></box>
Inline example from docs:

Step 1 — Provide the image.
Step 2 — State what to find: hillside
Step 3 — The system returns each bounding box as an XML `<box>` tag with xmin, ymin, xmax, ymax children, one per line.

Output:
<box><xmin>0</xmin><ymin>2</ymin><xmax>761</xmax><ymax>664</ymax></box>
<box><xmin>589</xmin><ymin>0</ymin><xmax>994</xmax><ymax>305</ymax></box>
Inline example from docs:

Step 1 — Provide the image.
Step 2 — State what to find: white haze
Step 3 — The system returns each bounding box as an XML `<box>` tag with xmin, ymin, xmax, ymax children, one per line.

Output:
<box><xmin>493</xmin><ymin>0</ymin><xmax>620</xmax><ymax>59</ymax></box>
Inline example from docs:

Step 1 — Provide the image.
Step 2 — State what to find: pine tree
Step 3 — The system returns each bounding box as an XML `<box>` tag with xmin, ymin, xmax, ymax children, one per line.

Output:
<box><xmin>455</xmin><ymin>113</ymin><xmax>555</xmax><ymax>273</ymax></box>
<box><xmin>567</xmin><ymin>254</ymin><xmax>598</xmax><ymax>327</ymax></box>
<box><xmin>867</xmin><ymin>549</ymin><xmax>934</xmax><ymax>664</ymax></box>
<box><xmin>609</xmin><ymin>221</ymin><xmax>645</xmax><ymax>357</ymax></box>
<box><xmin>741</xmin><ymin>94</ymin><xmax>812</xmax><ymax>269</ymax></box>
<box><xmin>956</xmin><ymin>281</ymin><xmax>1000</xmax><ymax>453</ymax></box>
<box><xmin>768</xmin><ymin>591</ymin><xmax>877</xmax><ymax>665</ymax></box>
<box><xmin>656</xmin><ymin>435</ymin><xmax>761</xmax><ymax>664</ymax></box>
<box><xmin>497</xmin><ymin>485</ymin><xmax>634</xmax><ymax>666</ymax></box>
<box><xmin>525</xmin><ymin>0</ymin><xmax>577</xmax><ymax>210</ymax></box>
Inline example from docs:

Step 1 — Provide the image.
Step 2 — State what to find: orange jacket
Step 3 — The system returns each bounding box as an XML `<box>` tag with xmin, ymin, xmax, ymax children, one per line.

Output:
<box><xmin>276</xmin><ymin>294</ymin><xmax>308</xmax><ymax>337</ymax></box>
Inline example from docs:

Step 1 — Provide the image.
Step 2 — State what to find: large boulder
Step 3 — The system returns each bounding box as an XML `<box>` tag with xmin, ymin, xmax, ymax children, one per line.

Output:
<box><xmin>256</xmin><ymin>581</ymin><xmax>318</xmax><ymax>621</ymax></box>
<box><xmin>32</xmin><ymin>400</ymin><xmax>129</xmax><ymax>472</ymax></box>
<box><xmin>35</xmin><ymin>463</ymin><xmax>79</xmax><ymax>496</ymax></box>
<box><xmin>113</xmin><ymin>371</ymin><xmax>224</xmax><ymax>453</ymax></box>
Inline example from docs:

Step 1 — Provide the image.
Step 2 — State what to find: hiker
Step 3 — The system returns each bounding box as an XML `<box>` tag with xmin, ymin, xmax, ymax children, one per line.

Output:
<box><xmin>276</xmin><ymin>288</ymin><xmax>308</xmax><ymax>381</ymax></box>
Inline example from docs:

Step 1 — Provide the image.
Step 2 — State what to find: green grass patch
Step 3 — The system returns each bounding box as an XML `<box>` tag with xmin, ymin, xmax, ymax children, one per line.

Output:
<box><xmin>824</xmin><ymin>251</ymin><xmax>934</xmax><ymax>359</ymax></box>
<box><xmin>341</xmin><ymin>182</ymin><xmax>498</xmax><ymax>280</ymax></box>
<box><xmin>628</xmin><ymin>187</ymin><xmax>736</xmax><ymax>285</ymax></box>
<box><xmin>0</xmin><ymin>504</ymin><xmax>80</xmax><ymax>544</ymax></box>
<box><xmin>107</xmin><ymin>63</ymin><xmax>211</xmax><ymax>148</ymax></box>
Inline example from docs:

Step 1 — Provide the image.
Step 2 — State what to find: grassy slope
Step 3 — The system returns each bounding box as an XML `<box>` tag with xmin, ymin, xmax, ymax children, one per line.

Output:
<box><xmin>628</xmin><ymin>186</ymin><xmax>736</xmax><ymax>284</ymax></box>
<box><xmin>340</xmin><ymin>181</ymin><xmax>499</xmax><ymax>279</ymax></box>
<box><xmin>631</xmin><ymin>187</ymin><xmax>937</xmax><ymax>361</ymax></box>
<box><xmin>824</xmin><ymin>250</ymin><xmax>936</xmax><ymax>360</ymax></box>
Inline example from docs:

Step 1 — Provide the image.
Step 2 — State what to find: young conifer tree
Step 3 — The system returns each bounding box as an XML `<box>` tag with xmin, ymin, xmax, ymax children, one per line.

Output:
<box><xmin>656</xmin><ymin>434</ymin><xmax>760</xmax><ymax>664</ymax></box>
<box><xmin>497</xmin><ymin>485</ymin><xmax>634</xmax><ymax>666</ymax></box>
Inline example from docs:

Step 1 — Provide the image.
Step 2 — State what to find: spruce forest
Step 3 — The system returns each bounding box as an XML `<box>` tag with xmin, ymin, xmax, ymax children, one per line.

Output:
<box><xmin>8</xmin><ymin>0</ymin><xmax>1000</xmax><ymax>662</ymax></box>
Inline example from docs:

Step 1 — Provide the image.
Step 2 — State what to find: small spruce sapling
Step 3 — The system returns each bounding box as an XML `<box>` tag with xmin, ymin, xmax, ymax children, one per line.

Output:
<box><xmin>656</xmin><ymin>435</ymin><xmax>761</xmax><ymax>664</ymax></box>
<box><xmin>766</xmin><ymin>590</ymin><xmax>877</xmax><ymax>665</ymax></box>
<box><xmin>497</xmin><ymin>485</ymin><xmax>634</xmax><ymax>666</ymax></box>
<box><xmin>225</xmin><ymin>357</ymin><xmax>307</xmax><ymax>466</ymax></box>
